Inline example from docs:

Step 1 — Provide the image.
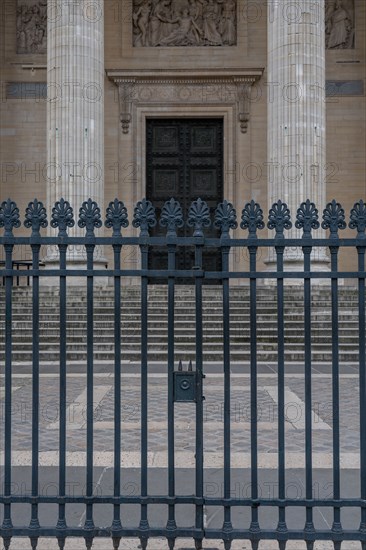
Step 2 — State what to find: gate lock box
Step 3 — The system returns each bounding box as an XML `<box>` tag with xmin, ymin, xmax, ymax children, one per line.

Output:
<box><xmin>173</xmin><ymin>360</ymin><xmax>200</xmax><ymax>402</ymax></box>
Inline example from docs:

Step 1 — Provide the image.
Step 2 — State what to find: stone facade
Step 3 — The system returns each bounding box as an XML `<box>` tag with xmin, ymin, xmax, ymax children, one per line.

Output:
<box><xmin>0</xmin><ymin>0</ymin><xmax>365</xmax><ymax>276</ymax></box>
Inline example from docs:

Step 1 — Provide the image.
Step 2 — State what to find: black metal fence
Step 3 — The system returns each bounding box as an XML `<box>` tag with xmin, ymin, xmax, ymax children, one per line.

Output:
<box><xmin>0</xmin><ymin>196</ymin><xmax>366</xmax><ymax>550</ymax></box>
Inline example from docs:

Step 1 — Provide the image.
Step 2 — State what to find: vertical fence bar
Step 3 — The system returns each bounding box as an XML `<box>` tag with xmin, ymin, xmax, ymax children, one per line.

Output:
<box><xmin>104</xmin><ymin>200</ymin><xmax>129</xmax><ymax>550</ymax></box>
<box><xmin>29</xmin><ymin>240</ymin><xmax>41</xmax><ymax>549</ymax></box>
<box><xmin>132</xmin><ymin>199</ymin><xmax>156</xmax><ymax>549</ymax></box>
<box><xmin>159</xmin><ymin>198</ymin><xmax>184</xmax><ymax>549</ymax></box>
<box><xmin>321</xmin><ymin>200</ymin><xmax>347</xmax><ymax>550</ymax></box>
<box><xmin>112</xmin><ymin>242</ymin><xmax>122</xmax><ymax>547</ymax></box>
<box><xmin>139</xmin><ymin>238</ymin><xmax>150</xmax><ymax>549</ymax></box>
<box><xmin>2</xmin><ymin>240</ymin><xmax>14</xmax><ymax>550</ymax></box>
<box><xmin>187</xmin><ymin>198</ymin><xmax>209</xmax><ymax>550</ymax></box>
<box><xmin>267</xmin><ymin>200</ymin><xmax>292</xmax><ymax>549</ymax></box>
<box><xmin>358</xmin><ymin>243</ymin><xmax>366</xmax><ymax>546</ymax></box>
<box><xmin>222</xmin><ymin>240</ymin><xmax>232</xmax><ymax>550</ymax></box>
<box><xmin>57</xmin><ymin>242</ymin><xmax>67</xmax><ymax>549</ymax></box>
<box><xmin>78</xmin><ymin>199</ymin><xmax>102</xmax><ymax>550</ymax></box>
<box><xmin>304</xmin><ymin>243</ymin><xmax>314</xmax><ymax>547</ymax></box>
<box><xmin>214</xmin><ymin>201</ymin><xmax>237</xmax><ymax>550</ymax></box>
<box><xmin>194</xmin><ymin>238</ymin><xmax>204</xmax><ymax>550</ymax></box>
<box><xmin>84</xmin><ymin>240</ymin><xmax>95</xmax><ymax>549</ymax></box>
<box><xmin>49</xmin><ymin>198</ymin><xmax>73</xmax><ymax>550</ymax></box>
<box><xmin>349</xmin><ymin>201</ymin><xmax>366</xmax><ymax>547</ymax></box>
<box><xmin>249</xmin><ymin>242</ymin><xmax>259</xmax><ymax>549</ymax></box>
<box><xmin>295</xmin><ymin>200</ymin><xmax>319</xmax><ymax>549</ymax></box>
<box><xmin>296</xmin><ymin>202</ymin><xmax>319</xmax><ymax>550</ymax></box>
<box><xmin>276</xmin><ymin>241</ymin><xmax>287</xmax><ymax>548</ymax></box>
<box><xmin>1</xmin><ymin>200</ymin><xmax>21</xmax><ymax>550</ymax></box>
<box><xmin>241</xmin><ymin>200</ymin><xmax>266</xmax><ymax>550</ymax></box>
<box><xmin>166</xmin><ymin>237</ymin><xmax>177</xmax><ymax>549</ymax></box>
<box><xmin>330</xmin><ymin>243</ymin><xmax>342</xmax><ymax>546</ymax></box>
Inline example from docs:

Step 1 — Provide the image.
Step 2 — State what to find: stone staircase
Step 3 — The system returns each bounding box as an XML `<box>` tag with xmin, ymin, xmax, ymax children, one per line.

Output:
<box><xmin>0</xmin><ymin>285</ymin><xmax>363</xmax><ymax>364</ymax></box>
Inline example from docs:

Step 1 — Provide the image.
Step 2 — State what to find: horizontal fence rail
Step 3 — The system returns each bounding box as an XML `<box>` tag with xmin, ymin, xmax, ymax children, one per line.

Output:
<box><xmin>0</xmin><ymin>196</ymin><xmax>365</xmax><ymax>550</ymax></box>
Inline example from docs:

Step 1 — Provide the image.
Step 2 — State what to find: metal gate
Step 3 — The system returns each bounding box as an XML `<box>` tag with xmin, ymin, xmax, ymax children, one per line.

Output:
<box><xmin>0</xmin><ymin>196</ymin><xmax>366</xmax><ymax>549</ymax></box>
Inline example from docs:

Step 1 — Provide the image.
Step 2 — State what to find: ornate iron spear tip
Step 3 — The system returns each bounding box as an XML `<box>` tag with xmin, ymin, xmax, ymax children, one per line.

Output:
<box><xmin>24</xmin><ymin>198</ymin><xmax>48</xmax><ymax>236</ymax></box>
<box><xmin>105</xmin><ymin>198</ymin><xmax>129</xmax><ymax>237</ymax></box>
<box><xmin>51</xmin><ymin>198</ymin><xmax>75</xmax><ymax>236</ymax></box>
<box><xmin>214</xmin><ymin>200</ymin><xmax>237</xmax><ymax>236</ymax></box>
<box><xmin>295</xmin><ymin>199</ymin><xmax>319</xmax><ymax>237</ymax></box>
<box><xmin>0</xmin><ymin>198</ymin><xmax>21</xmax><ymax>236</ymax></box>
<box><xmin>132</xmin><ymin>198</ymin><xmax>157</xmax><ymax>236</ymax></box>
<box><xmin>241</xmin><ymin>200</ymin><xmax>265</xmax><ymax>237</ymax></box>
<box><xmin>159</xmin><ymin>198</ymin><xmax>184</xmax><ymax>236</ymax></box>
<box><xmin>267</xmin><ymin>200</ymin><xmax>292</xmax><ymax>237</ymax></box>
<box><xmin>349</xmin><ymin>200</ymin><xmax>366</xmax><ymax>238</ymax></box>
<box><xmin>321</xmin><ymin>199</ymin><xmax>346</xmax><ymax>237</ymax></box>
<box><xmin>78</xmin><ymin>198</ymin><xmax>103</xmax><ymax>237</ymax></box>
<box><xmin>187</xmin><ymin>198</ymin><xmax>211</xmax><ymax>237</ymax></box>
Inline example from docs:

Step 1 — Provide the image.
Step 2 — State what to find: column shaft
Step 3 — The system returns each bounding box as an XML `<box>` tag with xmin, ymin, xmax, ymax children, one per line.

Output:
<box><xmin>267</xmin><ymin>0</ymin><xmax>328</xmax><ymax>268</ymax></box>
<box><xmin>46</xmin><ymin>0</ymin><xmax>104</xmax><ymax>263</ymax></box>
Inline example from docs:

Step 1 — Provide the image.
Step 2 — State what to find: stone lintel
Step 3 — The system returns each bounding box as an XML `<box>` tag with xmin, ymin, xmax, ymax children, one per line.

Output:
<box><xmin>106</xmin><ymin>68</ymin><xmax>264</xmax><ymax>135</ymax></box>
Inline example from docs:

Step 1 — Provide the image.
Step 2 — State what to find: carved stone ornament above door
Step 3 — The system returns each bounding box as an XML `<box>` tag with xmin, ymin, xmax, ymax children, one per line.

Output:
<box><xmin>132</xmin><ymin>0</ymin><xmax>237</xmax><ymax>47</ymax></box>
<box><xmin>107</xmin><ymin>70</ymin><xmax>264</xmax><ymax>135</ymax></box>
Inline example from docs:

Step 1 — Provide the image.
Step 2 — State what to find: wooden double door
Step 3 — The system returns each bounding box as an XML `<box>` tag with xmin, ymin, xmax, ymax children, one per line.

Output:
<box><xmin>146</xmin><ymin>118</ymin><xmax>223</xmax><ymax>284</ymax></box>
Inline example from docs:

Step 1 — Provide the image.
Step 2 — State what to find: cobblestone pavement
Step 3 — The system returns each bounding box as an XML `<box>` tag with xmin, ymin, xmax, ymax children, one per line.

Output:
<box><xmin>0</xmin><ymin>371</ymin><xmax>361</xmax><ymax>457</ymax></box>
<box><xmin>0</xmin><ymin>368</ymin><xmax>364</xmax><ymax>550</ymax></box>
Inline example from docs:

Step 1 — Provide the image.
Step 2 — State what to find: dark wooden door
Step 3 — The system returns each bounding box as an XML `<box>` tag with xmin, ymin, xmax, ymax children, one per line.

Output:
<box><xmin>146</xmin><ymin>118</ymin><xmax>223</xmax><ymax>284</ymax></box>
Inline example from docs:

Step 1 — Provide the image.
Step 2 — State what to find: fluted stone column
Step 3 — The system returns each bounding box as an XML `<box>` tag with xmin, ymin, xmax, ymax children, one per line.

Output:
<box><xmin>267</xmin><ymin>0</ymin><xmax>329</xmax><ymax>270</ymax></box>
<box><xmin>45</xmin><ymin>0</ymin><xmax>104</xmax><ymax>264</ymax></box>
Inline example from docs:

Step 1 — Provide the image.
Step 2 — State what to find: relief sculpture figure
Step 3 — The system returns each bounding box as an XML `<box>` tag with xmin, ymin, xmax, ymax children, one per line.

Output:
<box><xmin>325</xmin><ymin>0</ymin><xmax>355</xmax><ymax>49</ymax></box>
<box><xmin>133</xmin><ymin>0</ymin><xmax>237</xmax><ymax>47</ymax></box>
<box><xmin>202</xmin><ymin>0</ymin><xmax>222</xmax><ymax>45</ymax></box>
<box><xmin>157</xmin><ymin>9</ymin><xmax>202</xmax><ymax>46</ymax></box>
<box><xmin>149</xmin><ymin>0</ymin><xmax>174</xmax><ymax>46</ymax></box>
<box><xmin>17</xmin><ymin>0</ymin><xmax>47</xmax><ymax>54</ymax></box>
<box><xmin>219</xmin><ymin>0</ymin><xmax>236</xmax><ymax>45</ymax></box>
<box><xmin>133</xmin><ymin>0</ymin><xmax>152</xmax><ymax>46</ymax></box>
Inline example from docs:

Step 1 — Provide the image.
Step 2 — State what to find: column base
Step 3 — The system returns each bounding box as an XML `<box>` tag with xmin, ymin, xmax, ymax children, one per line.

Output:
<box><xmin>41</xmin><ymin>260</ymin><xmax>109</xmax><ymax>287</ymax></box>
<box><xmin>261</xmin><ymin>258</ymin><xmax>335</xmax><ymax>286</ymax></box>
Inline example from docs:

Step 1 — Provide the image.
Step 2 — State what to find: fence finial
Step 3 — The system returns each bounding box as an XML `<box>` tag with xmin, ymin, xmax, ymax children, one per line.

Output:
<box><xmin>24</xmin><ymin>199</ymin><xmax>48</xmax><ymax>236</ymax></box>
<box><xmin>295</xmin><ymin>200</ymin><xmax>319</xmax><ymax>237</ymax></box>
<box><xmin>349</xmin><ymin>200</ymin><xmax>366</xmax><ymax>238</ymax></box>
<box><xmin>321</xmin><ymin>199</ymin><xmax>346</xmax><ymax>237</ymax></box>
<box><xmin>240</xmin><ymin>200</ymin><xmax>264</xmax><ymax>238</ymax></box>
<box><xmin>0</xmin><ymin>199</ymin><xmax>21</xmax><ymax>237</ymax></box>
<box><xmin>214</xmin><ymin>200</ymin><xmax>237</xmax><ymax>236</ymax></box>
<box><xmin>267</xmin><ymin>200</ymin><xmax>292</xmax><ymax>238</ymax></box>
<box><xmin>105</xmin><ymin>199</ymin><xmax>129</xmax><ymax>237</ymax></box>
<box><xmin>78</xmin><ymin>199</ymin><xmax>102</xmax><ymax>237</ymax></box>
<box><xmin>132</xmin><ymin>198</ymin><xmax>157</xmax><ymax>236</ymax></box>
<box><xmin>51</xmin><ymin>198</ymin><xmax>75</xmax><ymax>236</ymax></box>
<box><xmin>159</xmin><ymin>198</ymin><xmax>184</xmax><ymax>236</ymax></box>
<box><xmin>187</xmin><ymin>198</ymin><xmax>211</xmax><ymax>237</ymax></box>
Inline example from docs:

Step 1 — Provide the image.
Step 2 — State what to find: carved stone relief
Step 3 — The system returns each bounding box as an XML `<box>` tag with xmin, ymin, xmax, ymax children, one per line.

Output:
<box><xmin>325</xmin><ymin>0</ymin><xmax>355</xmax><ymax>49</ymax></box>
<box><xmin>17</xmin><ymin>0</ymin><xmax>47</xmax><ymax>54</ymax></box>
<box><xmin>132</xmin><ymin>0</ymin><xmax>237</xmax><ymax>47</ymax></box>
<box><xmin>111</xmin><ymin>75</ymin><xmax>260</xmax><ymax>134</ymax></box>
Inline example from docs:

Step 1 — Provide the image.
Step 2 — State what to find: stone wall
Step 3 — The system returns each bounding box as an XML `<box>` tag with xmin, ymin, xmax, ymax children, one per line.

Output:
<box><xmin>0</xmin><ymin>0</ymin><xmax>365</xmax><ymax>275</ymax></box>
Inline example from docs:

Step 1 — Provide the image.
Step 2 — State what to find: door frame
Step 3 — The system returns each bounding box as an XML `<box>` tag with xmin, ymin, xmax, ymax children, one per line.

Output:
<box><xmin>128</xmin><ymin>106</ymin><xmax>238</xmax><ymax>277</ymax></box>
<box><xmin>145</xmin><ymin>117</ymin><xmax>224</xmax><ymax>284</ymax></box>
<box><xmin>134</xmin><ymin>106</ymin><xmax>235</xmax><ymax>208</ymax></box>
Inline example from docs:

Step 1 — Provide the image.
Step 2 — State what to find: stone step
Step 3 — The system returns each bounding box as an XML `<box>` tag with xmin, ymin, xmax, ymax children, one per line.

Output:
<box><xmin>0</xmin><ymin>349</ymin><xmax>361</xmax><ymax>362</ymax></box>
<box><xmin>0</xmin><ymin>286</ymin><xmax>362</xmax><ymax>363</ymax></box>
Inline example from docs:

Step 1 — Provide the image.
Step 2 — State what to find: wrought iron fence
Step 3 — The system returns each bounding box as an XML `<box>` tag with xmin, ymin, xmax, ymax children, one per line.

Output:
<box><xmin>0</xmin><ymin>196</ymin><xmax>366</xmax><ymax>549</ymax></box>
